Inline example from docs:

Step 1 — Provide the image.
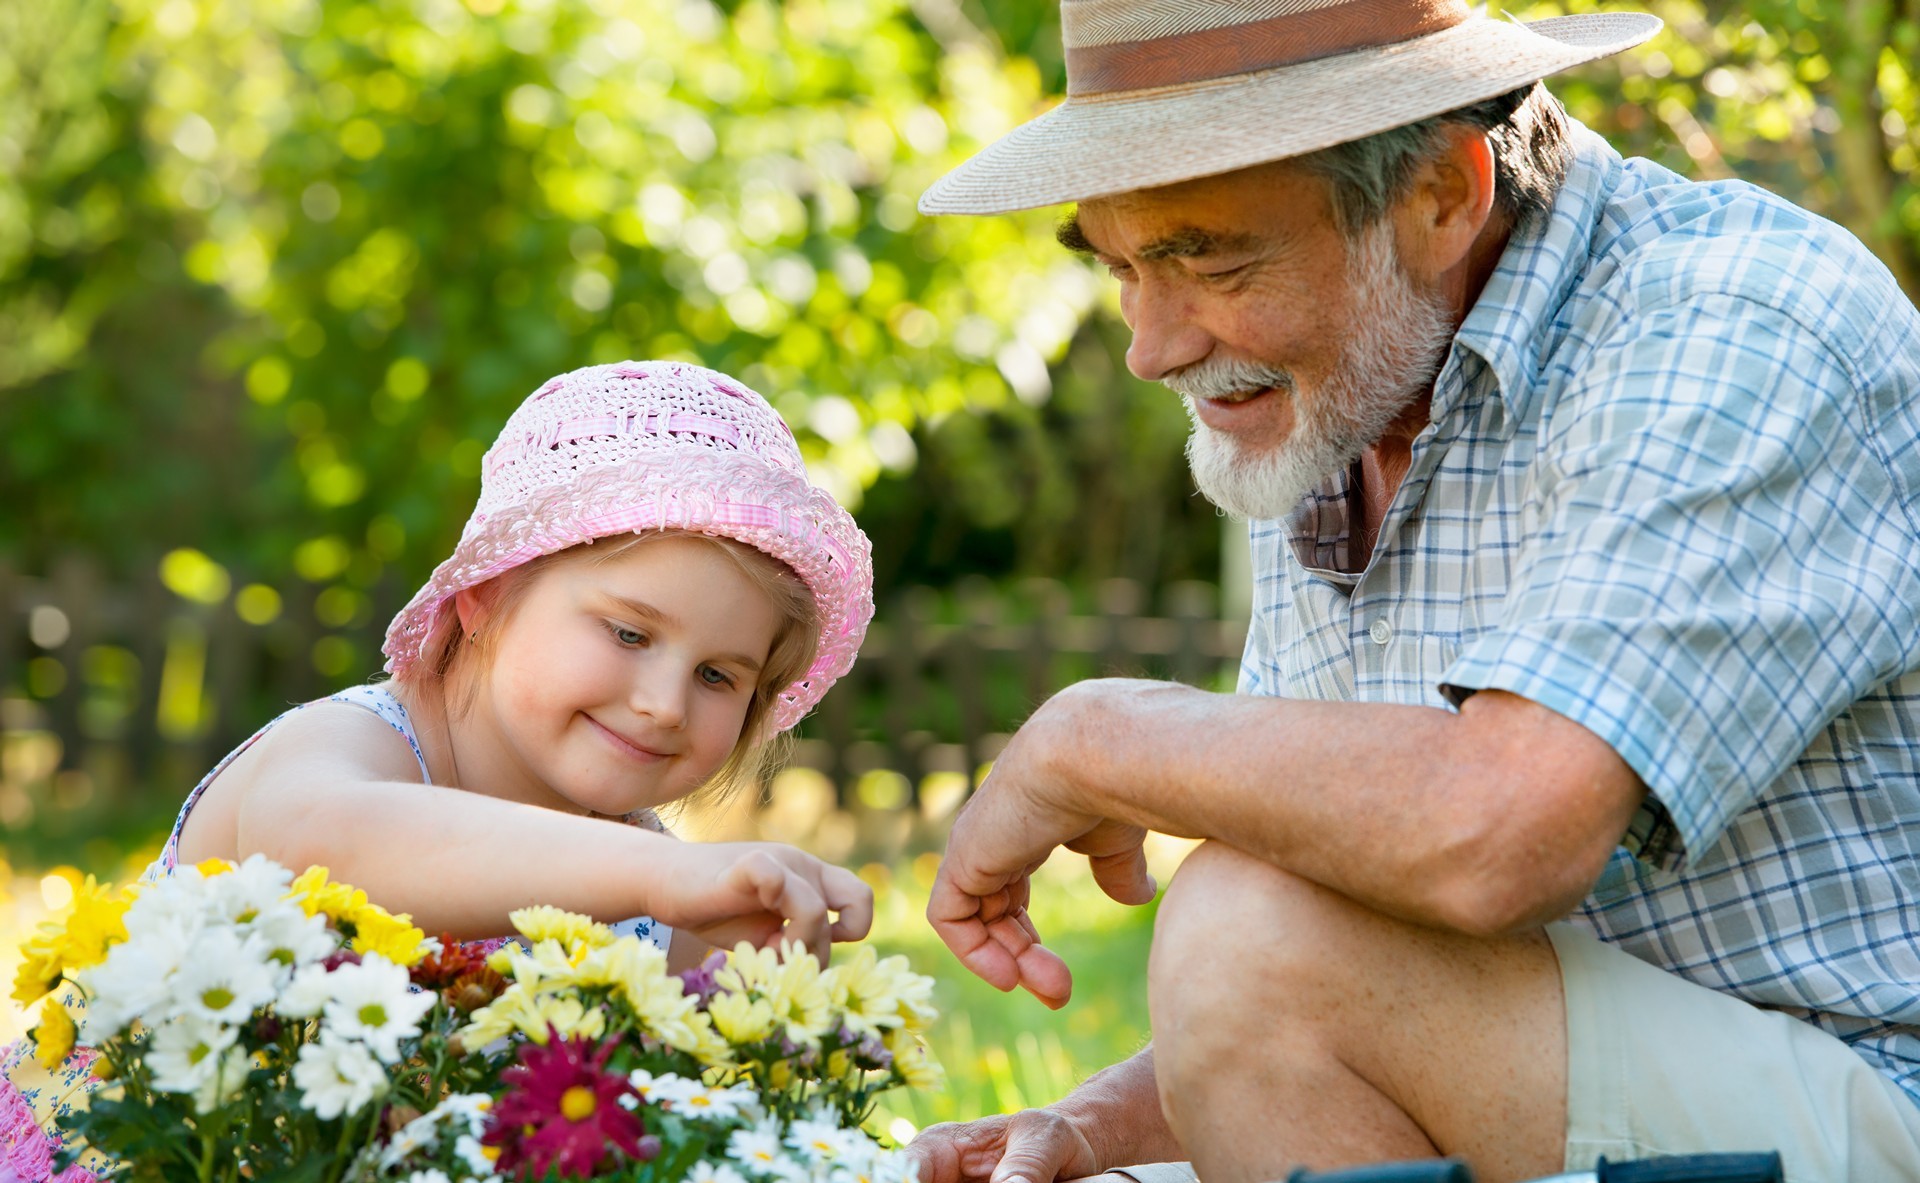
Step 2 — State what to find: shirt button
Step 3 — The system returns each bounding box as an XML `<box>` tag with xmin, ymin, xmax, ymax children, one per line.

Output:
<box><xmin>1368</xmin><ymin>619</ymin><xmax>1393</xmax><ymax>646</ymax></box>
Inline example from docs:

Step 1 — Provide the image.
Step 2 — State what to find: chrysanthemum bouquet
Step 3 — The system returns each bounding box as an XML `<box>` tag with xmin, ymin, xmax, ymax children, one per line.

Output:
<box><xmin>9</xmin><ymin>856</ymin><xmax>941</xmax><ymax>1183</ymax></box>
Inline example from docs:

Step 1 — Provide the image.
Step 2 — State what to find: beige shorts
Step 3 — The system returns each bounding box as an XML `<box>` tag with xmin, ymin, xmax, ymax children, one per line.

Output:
<box><xmin>1552</xmin><ymin>923</ymin><xmax>1920</xmax><ymax>1182</ymax></box>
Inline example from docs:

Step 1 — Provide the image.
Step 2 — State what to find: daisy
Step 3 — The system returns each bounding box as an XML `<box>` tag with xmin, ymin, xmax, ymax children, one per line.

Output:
<box><xmin>169</xmin><ymin>928</ymin><xmax>280</xmax><ymax>1027</ymax></box>
<box><xmin>292</xmin><ymin>1030</ymin><xmax>390</xmax><ymax>1119</ymax></box>
<box><xmin>320</xmin><ymin>953</ymin><xmax>435</xmax><ymax>1062</ymax></box>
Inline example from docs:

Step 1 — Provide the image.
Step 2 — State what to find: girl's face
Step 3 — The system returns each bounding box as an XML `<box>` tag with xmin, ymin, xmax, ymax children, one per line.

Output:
<box><xmin>458</xmin><ymin>535</ymin><xmax>782</xmax><ymax>817</ymax></box>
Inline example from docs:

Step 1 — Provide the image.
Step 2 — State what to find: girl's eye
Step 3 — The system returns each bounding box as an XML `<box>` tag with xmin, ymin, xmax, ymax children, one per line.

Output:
<box><xmin>698</xmin><ymin>665</ymin><xmax>735</xmax><ymax>687</ymax></box>
<box><xmin>608</xmin><ymin>623</ymin><xmax>646</xmax><ymax>647</ymax></box>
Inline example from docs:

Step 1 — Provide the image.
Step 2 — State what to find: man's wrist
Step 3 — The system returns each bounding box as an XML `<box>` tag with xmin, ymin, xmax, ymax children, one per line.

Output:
<box><xmin>1045</xmin><ymin>1047</ymin><xmax>1169</xmax><ymax>1170</ymax></box>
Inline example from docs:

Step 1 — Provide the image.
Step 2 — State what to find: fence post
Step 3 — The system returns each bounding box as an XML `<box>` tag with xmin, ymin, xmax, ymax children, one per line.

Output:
<box><xmin>950</xmin><ymin>576</ymin><xmax>998</xmax><ymax>789</ymax></box>
<box><xmin>48</xmin><ymin>552</ymin><xmax>100</xmax><ymax>776</ymax></box>
<box><xmin>1019</xmin><ymin>577</ymin><xmax>1068</xmax><ymax>710</ymax></box>
<box><xmin>1166</xmin><ymin>581</ymin><xmax>1216</xmax><ymax>687</ymax></box>
<box><xmin>129</xmin><ymin>556</ymin><xmax>174</xmax><ymax>788</ymax></box>
<box><xmin>1097</xmin><ymin>578</ymin><xmax>1144</xmax><ymax>676</ymax></box>
<box><xmin>881</xmin><ymin>588</ymin><xmax>936</xmax><ymax>791</ymax></box>
<box><xmin>0</xmin><ymin>558</ymin><xmax>15</xmax><ymax>700</ymax></box>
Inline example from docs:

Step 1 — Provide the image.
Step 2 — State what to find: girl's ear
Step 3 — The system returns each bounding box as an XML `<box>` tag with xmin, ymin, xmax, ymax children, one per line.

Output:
<box><xmin>453</xmin><ymin>586</ymin><xmax>489</xmax><ymax>637</ymax></box>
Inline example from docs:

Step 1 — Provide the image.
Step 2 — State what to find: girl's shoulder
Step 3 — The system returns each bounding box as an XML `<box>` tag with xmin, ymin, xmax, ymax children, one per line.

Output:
<box><xmin>157</xmin><ymin>685</ymin><xmax>435</xmax><ymax>874</ymax></box>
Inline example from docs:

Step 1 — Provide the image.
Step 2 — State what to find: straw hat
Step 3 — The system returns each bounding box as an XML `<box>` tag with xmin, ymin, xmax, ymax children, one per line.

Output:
<box><xmin>382</xmin><ymin>361</ymin><xmax>874</xmax><ymax>733</ymax></box>
<box><xmin>919</xmin><ymin>0</ymin><xmax>1660</xmax><ymax>215</ymax></box>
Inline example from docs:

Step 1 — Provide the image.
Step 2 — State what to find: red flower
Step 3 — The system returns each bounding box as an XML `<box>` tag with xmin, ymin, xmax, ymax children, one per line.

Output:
<box><xmin>483</xmin><ymin>1029</ymin><xmax>649</xmax><ymax>1179</ymax></box>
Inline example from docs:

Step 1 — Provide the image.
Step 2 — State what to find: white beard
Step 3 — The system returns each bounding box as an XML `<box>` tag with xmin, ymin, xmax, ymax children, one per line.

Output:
<box><xmin>1168</xmin><ymin>220</ymin><xmax>1457</xmax><ymax>521</ymax></box>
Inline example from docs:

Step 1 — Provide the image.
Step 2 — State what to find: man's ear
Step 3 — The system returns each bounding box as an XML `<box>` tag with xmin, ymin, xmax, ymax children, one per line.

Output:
<box><xmin>1394</xmin><ymin>124</ymin><xmax>1498</xmax><ymax>282</ymax></box>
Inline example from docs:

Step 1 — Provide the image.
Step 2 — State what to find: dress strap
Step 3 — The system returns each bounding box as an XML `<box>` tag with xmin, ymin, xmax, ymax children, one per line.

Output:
<box><xmin>322</xmin><ymin>684</ymin><xmax>432</xmax><ymax>784</ymax></box>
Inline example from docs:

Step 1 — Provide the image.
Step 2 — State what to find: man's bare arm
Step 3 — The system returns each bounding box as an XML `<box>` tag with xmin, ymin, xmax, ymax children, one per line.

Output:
<box><xmin>930</xmin><ymin>681</ymin><xmax>1643</xmax><ymax>999</ymax></box>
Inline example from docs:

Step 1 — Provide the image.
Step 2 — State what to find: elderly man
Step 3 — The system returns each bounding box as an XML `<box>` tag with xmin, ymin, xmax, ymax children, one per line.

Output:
<box><xmin>904</xmin><ymin>3</ymin><xmax>1920</xmax><ymax>1182</ymax></box>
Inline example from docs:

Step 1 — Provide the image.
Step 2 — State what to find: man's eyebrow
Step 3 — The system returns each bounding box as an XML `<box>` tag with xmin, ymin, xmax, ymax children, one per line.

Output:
<box><xmin>1136</xmin><ymin>227</ymin><xmax>1261</xmax><ymax>261</ymax></box>
<box><xmin>600</xmin><ymin>592</ymin><xmax>765</xmax><ymax>673</ymax></box>
<box><xmin>1055</xmin><ymin>214</ymin><xmax>1260</xmax><ymax>262</ymax></box>
<box><xmin>1056</xmin><ymin>212</ymin><xmax>1094</xmax><ymax>254</ymax></box>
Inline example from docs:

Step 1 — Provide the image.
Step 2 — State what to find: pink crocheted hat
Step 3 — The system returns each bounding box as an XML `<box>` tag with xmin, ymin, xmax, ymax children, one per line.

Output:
<box><xmin>382</xmin><ymin>360</ymin><xmax>874</xmax><ymax>732</ymax></box>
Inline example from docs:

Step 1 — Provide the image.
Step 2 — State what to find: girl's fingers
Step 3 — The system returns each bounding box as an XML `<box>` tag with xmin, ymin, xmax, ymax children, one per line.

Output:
<box><xmin>821</xmin><ymin>864</ymin><xmax>874</xmax><ymax>942</ymax></box>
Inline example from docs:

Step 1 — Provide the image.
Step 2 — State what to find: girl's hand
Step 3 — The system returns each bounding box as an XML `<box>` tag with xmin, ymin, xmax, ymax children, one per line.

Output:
<box><xmin>653</xmin><ymin>841</ymin><xmax>873</xmax><ymax>964</ymax></box>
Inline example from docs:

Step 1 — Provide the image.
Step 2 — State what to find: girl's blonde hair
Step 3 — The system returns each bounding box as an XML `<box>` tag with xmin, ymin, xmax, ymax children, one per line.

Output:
<box><xmin>397</xmin><ymin>530</ymin><xmax>820</xmax><ymax>805</ymax></box>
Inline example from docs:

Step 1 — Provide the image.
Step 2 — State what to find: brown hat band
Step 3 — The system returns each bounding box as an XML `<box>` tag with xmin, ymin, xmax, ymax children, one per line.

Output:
<box><xmin>1065</xmin><ymin>0</ymin><xmax>1472</xmax><ymax>96</ymax></box>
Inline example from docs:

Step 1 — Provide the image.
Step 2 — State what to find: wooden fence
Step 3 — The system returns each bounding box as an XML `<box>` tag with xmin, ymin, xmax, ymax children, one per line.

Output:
<box><xmin>0</xmin><ymin>556</ymin><xmax>1248</xmax><ymax>833</ymax></box>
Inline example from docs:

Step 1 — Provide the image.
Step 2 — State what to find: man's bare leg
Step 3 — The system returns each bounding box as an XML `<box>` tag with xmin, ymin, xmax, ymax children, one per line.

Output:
<box><xmin>1147</xmin><ymin>841</ymin><xmax>1567</xmax><ymax>1183</ymax></box>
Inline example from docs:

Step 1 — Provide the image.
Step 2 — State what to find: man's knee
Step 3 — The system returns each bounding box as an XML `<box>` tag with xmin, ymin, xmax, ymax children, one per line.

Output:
<box><xmin>1150</xmin><ymin>840</ymin><xmax>1347</xmax><ymax>993</ymax></box>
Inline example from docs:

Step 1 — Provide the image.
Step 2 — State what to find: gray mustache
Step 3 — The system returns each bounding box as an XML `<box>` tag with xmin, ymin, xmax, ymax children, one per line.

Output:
<box><xmin>1161</xmin><ymin>357</ymin><xmax>1296</xmax><ymax>401</ymax></box>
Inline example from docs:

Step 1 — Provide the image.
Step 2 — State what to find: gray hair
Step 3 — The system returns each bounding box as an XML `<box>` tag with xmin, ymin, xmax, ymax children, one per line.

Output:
<box><xmin>1295</xmin><ymin>83</ymin><xmax>1573</xmax><ymax>237</ymax></box>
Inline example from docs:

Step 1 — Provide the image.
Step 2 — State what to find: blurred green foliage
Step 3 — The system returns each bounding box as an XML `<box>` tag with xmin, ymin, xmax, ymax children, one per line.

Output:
<box><xmin>4</xmin><ymin>0</ymin><xmax>1913</xmax><ymax>648</ymax></box>
<box><xmin>0</xmin><ymin>0</ymin><xmax>1210</xmax><ymax>626</ymax></box>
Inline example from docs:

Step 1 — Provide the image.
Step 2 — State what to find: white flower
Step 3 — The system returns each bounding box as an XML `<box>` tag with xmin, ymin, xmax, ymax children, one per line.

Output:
<box><xmin>170</xmin><ymin>928</ymin><xmax>280</xmax><ymax>1026</ymax></box>
<box><xmin>293</xmin><ymin>1030</ymin><xmax>390</xmax><ymax>1119</ymax></box>
<box><xmin>729</xmin><ymin>1124</ymin><xmax>787</xmax><ymax>1176</ymax></box>
<box><xmin>244</xmin><ymin>899</ymin><xmax>336</xmax><ymax>968</ymax></box>
<box><xmin>788</xmin><ymin>1117</ymin><xmax>862</xmax><ymax>1163</ymax></box>
<box><xmin>279</xmin><ymin>961</ymin><xmax>339</xmax><ymax>1018</ymax></box>
<box><xmin>453</xmin><ymin>1133</ymin><xmax>497</xmax><ymax>1177</ymax></box>
<box><xmin>146</xmin><ymin>1014</ymin><xmax>237</xmax><ymax>1095</ymax></box>
<box><xmin>146</xmin><ymin>1014</ymin><xmax>250</xmax><ymax>1114</ymax></box>
<box><xmin>638</xmin><ymin>1072</ymin><xmax>705</xmax><ymax>1108</ymax></box>
<box><xmin>72</xmin><ymin>937</ymin><xmax>174</xmax><ymax>1040</ymax></box>
<box><xmin>404</xmin><ymin>1172</ymin><xmax>452</xmax><ymax>1183</ymax></box>
<box><xmin>691</xmin><ymin>1161</ymin><xmax>752</xmax><ymax>1183</ymax></box>
<box><xmin>320</xmin><ymin>953</ymin><xmax>435</xmax><ymax>1062</ymax></box>
<box><xmin>680</xmin><ymin>1082</ymin><xmax>759</xmax><ymax>1122</ymax></box>
<box><xmin>203</xmin><ymin>854</ymin><xmax>295</xmax><ymax>923</ymax></box>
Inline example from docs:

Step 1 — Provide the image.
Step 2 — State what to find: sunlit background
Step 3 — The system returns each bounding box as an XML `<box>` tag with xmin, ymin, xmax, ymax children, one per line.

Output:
<box><xmin>3</xmin><ymin>0</ymin><xmax>1916</xmax><ymax>1135</ymax></box>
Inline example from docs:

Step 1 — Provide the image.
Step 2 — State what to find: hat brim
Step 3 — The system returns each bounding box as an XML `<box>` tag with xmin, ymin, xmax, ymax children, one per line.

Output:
<box><xmin>381</xmin><ymin>454</ymin><xmax>875</xmax><ymax>734</ymax></box>
<box><xmin>919</xmin><ymin>12</ymin><xmax>1660</xmax><ymax>215</ymax></box>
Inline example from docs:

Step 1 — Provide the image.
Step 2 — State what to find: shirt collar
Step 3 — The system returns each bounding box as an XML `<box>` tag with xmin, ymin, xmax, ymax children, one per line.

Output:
<box><xmin>1442</xmin><ymin>122</ymin><xmax>1624</xmax><ymax>427</ymax></box>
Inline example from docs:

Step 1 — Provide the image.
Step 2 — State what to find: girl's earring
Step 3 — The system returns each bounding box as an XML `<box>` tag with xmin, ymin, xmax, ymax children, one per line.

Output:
<box><xmin>468</xmin><ymin>630</ymin><xmax>479</xmax><ymax>644</ymax></box>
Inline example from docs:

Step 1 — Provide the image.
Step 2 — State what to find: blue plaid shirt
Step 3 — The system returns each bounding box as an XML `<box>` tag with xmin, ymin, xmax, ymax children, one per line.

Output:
<box><xmin>1240</xmin><ymin>121</ymin><xmax>1920</xmax><ymax>1104</ymax></box>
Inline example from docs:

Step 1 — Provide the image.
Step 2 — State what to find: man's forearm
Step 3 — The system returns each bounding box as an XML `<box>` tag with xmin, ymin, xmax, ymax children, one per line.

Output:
<box><xmin>1050</xmin><ymin>1046</ymin><xmax>1183</xmax><ymax>1170</ymax></box>
<box><xmin>1037</xmin><ymin>680</ymin><xmax>1641</xmax><ymax>933</ymax></box>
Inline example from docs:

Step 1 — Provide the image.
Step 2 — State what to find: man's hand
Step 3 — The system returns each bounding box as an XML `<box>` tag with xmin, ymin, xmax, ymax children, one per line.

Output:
<box><xmin>927</xmin><ymin>681</ymin><xmax>1164</xmax><ymax>1006</ymax></box>
<box><xmin>908</xmin><ymin>1110</ymin><xmax>1103</xmax><ymax>1183</ymax></box>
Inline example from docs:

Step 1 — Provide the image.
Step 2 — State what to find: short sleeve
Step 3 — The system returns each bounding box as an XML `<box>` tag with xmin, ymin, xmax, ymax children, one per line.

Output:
<box><xmin>1440</xmin><ymin>294</ymin><xmax>1918</xmax><ymax>870</ymax></box>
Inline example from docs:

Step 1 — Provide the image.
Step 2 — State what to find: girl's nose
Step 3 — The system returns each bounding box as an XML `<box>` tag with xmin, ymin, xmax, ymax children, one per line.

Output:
<box><xmin>629</xmin><ymin>673</ymin><xmax>689</xmax><ymax>730</ymax></box>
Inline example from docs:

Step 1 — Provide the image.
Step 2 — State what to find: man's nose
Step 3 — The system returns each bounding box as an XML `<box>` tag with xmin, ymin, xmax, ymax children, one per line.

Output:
<box><xmin>1122</xmin><ymin>283</ymin><xmax>1213</xmax><ymax>382</ymax></box>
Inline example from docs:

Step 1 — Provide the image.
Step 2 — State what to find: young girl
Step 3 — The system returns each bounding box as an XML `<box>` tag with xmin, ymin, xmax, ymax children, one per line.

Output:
<box><xmin>1</xmin><ymin>359</ymin><xmax>877</xmax><ymax>1177</ymax></box>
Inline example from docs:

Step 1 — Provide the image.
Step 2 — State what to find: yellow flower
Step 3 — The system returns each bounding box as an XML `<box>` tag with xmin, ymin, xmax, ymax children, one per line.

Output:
<box><xmin>195</xmin><ymin>857</ymin><xmax>235</xmax><ymax>876</ymax></box>
<box><xmin>716</xmin><ymin>941</ymin><xmax>782</xmax><ymax>993</ymax></box>
<box><xmin>287</xmin><ymin>866</ymin><xmax>367</xmax><ymax>925</ymax></box>
<box><xmin>509</xmin><ymin>906</ymin><xmax>612</xmax><ymax>951</ymax></box>
<box><xmin>53</xmin><ymin>877</ymin><xmax>134</xmax><ymax>972</ymax></box>
<box><xmin>348</xmin><ymin>903</ymin><xmax>430</xmax><ymax>966</ymax></box>
<box><xmin>12</xmin><ymin>940</ymin><xmax>63</xmax><ymax>1007</ymax></box>
<box><xmin>32</xmin><ymin>996</ymin><xmax>78</xmax><ymax>1069</ymax></box>
<box><xmin>885</xmin><ymin>1030</ymin><xmax>944</xmax><ymax>1090</ymax></box>
<box><xmin>708</xmin><ymin>991</ymin><xmax>777</xmax><ymax>1045</ymax></box>
<box><xmin>460</xmin><ymin>986</ymin><xmax>605</xmax><ymax>1045</ymax></box>
<box><xmin>823</xmin><ymin>945</ymin><xmax>936</xmax><ymax>1039</ymax></box>
<box><xmin>766</xmin><ymin>957</ymin><xmax>830</xmax><ymax>1046</ymax></box>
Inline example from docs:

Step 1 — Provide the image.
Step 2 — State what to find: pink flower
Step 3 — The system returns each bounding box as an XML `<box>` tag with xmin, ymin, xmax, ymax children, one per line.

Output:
<box><xmin>483</xmin><ymin>1029</ymin><xmax>651</xmax><ymax>1179</ymax></box>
